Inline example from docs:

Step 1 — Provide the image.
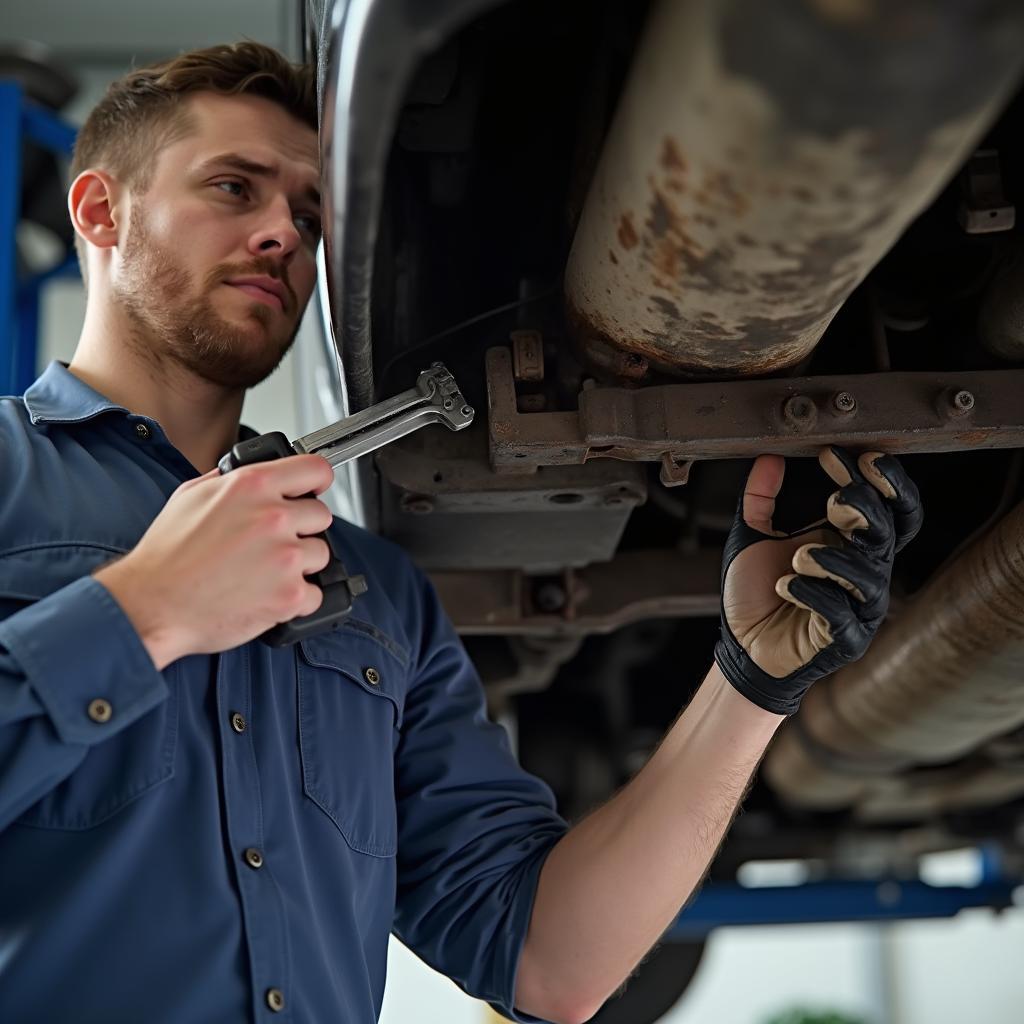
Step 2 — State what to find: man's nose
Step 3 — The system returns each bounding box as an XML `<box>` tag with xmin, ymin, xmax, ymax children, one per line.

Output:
<box><xmin>247</xmin><ymin>195</ymin><xmax>301</xmax><ymax>261</ymax></box>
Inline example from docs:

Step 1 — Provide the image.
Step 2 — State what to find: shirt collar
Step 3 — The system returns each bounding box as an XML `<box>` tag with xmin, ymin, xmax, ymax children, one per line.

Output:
<box><xmin>23</xmin><ymin>361</ymin><xmax>130</xmax><ymax>426</ymax></box>
<box><xmin>24</xmin><ymin>360</ymin><xmax>261</xmax><ymax>453</ymax></box>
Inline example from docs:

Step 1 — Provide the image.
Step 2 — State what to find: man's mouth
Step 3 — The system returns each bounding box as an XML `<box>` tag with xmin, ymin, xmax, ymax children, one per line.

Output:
<box><xmin>225</xmin><ymin>278</ymin><xmax>287</xmax><ymax>313</ymax></box>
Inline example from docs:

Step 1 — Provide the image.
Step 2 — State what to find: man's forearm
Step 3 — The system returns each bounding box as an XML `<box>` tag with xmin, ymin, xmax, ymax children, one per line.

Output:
<box><xmin>514</xmin><ymin>663</ymin><xmax>783</xmax><ymax>1024</ymax></box>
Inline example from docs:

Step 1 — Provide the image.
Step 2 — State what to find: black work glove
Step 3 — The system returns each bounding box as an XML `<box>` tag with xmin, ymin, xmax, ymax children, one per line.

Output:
<box><xmin>714</xmin><ymin>446</ymin><xmax>922</xmax><ymax>716</ymax></box>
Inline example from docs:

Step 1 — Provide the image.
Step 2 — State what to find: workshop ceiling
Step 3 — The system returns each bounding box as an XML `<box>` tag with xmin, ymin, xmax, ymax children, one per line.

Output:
<box><xmin>5</xmin><ymin>0</ymin><xmax>294</xmax><ymax>64</ymax></box>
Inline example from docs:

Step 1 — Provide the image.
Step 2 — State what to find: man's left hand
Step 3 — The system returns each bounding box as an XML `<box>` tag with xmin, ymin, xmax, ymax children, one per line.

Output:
<box><xmin>714</xmin><ymin>446</ymin><xmax>923</xmax><ymax>716</ymax></box>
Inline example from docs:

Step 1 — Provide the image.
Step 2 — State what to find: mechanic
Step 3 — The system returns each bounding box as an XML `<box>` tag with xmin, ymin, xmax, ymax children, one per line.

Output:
<box><xmin>0</xmin><ymin>42</ymin><xmax>922</xmax><ymax>1024</ymax></box>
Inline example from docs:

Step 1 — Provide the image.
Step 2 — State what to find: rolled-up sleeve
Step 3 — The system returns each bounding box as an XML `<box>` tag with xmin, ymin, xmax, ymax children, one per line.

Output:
<box><xmin>392</xmin><ymin>571</ymin><xmax>568</xmax><ymax>1022</ymax></box>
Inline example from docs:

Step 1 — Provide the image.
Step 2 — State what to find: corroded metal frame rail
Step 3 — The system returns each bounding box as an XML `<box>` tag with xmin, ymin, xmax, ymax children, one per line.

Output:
<box><xmin>486</xmin><ymin>347</ymin><xmax>1024</xmax><ymax>475</ymax></box>
<box><xmin>430</xmin><ymin>549</ymin><xmax>721</xmax><ymax>635</ymax></box>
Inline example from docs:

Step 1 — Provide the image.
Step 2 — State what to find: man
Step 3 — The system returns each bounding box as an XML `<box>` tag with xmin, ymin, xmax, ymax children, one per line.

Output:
<box><xmin>0</xmin><ymin>42</ymin><xmax>920</xmax><ymax>1024</ymax></box>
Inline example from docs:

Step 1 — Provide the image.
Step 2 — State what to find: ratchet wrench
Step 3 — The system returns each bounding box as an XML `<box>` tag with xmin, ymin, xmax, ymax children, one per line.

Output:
<box><xmin>218</xmin><ymin>363</ymin><xmax>474</xmax><ymax>646</ymax></box>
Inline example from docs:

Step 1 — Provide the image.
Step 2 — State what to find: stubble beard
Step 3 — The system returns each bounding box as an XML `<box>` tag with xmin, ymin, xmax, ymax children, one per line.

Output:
<box><xmin>113</xmin><ymin>209</ymin><xmax>301</xmax><ymax>389</ymax></box>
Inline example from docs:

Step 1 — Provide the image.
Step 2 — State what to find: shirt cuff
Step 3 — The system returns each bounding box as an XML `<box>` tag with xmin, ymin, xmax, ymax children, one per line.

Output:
<box><xmin>0</xmin><ymin>575</ymin><xmax>169</xmax><ymax>746</ymax></box>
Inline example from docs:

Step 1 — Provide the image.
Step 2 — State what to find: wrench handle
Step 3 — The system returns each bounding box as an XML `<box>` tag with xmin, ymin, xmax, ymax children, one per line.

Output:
<box><xmin>218</xmin><ymin>432</ymin><xmax>367</xmax><ymax>647</ymax></box>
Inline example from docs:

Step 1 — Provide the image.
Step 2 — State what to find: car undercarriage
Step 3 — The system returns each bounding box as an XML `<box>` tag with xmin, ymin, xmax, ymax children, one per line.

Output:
<box><xmin>303</xmin><ymin>1</ymin><xmax>1024</xmax><ymax>1016</ymax></box>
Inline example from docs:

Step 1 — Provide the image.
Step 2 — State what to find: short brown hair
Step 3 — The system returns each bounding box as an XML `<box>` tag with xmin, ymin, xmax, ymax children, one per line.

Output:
<box><xmin>70</xmin><ymin>41</ymin><xmax>316</xmax><ymax>275</ymax></box>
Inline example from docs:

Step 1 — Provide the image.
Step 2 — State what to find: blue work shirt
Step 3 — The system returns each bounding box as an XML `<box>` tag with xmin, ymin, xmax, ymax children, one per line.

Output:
<box><xmin>0</xmin><ymin>362</ymin><xmax>567</xmax><ymax>1023</ymax></box>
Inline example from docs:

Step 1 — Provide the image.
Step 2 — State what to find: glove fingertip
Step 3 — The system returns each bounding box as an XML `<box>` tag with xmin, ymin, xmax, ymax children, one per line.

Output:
<box><xmin>775</xmin><ymin>572</ymin><xmax>795</xmax><ymax>598</ymax></box>
<box><xmin>826</xmin><ymin>489</ymin><xmax>869</xmax><ymax>537</ymax></box>
<box><xmin>818</xmin><ymin>445</ymin><xmax>861</xmax><ymax>487</ymax></box>
<box><xmin>858</xmin><ymin>452</ymin><xmax>898</xmax><ymax>500</ymax></box>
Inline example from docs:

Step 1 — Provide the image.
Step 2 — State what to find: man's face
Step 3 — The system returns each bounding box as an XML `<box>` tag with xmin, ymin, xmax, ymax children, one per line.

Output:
<box><xmin>111</xmin><ymin>92</ymin><xmax>321</xmax><ymax>389</ymax></box>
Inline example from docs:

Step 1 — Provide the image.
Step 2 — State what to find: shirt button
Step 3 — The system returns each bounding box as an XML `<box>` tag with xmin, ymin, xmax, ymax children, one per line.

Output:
<box><xmin>364</xmin><ymin>667</ymin><xmax>381</xmax><ymax>686</ymax></box>
<box><xmin>134</xmin><ymin>422</ymin><xmax>151</xmax><ymax>440</ymax></box>
<box><xmin>266</xmin><ymin>988</ymin><xmax>285</xmax><ymax>1013</ymax></box>
<box><xmin>230</xmin><ymin>711</ymin><xmax>247</xmax><ymax>734</ymax></box>
<box><xmin>87</xmin><ymin>698</ymin><xmax>113</xmax><ymax>724</ymax></box>
<box><xmin>243</xmin><ymin>847</ymin><xmax>264</xmax><ymax>870</ymax></box>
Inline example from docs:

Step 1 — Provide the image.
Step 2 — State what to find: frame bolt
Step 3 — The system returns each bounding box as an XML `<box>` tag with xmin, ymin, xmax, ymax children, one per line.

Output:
<box><xmin>952</xmin><ymin>389</ymin><xmax>975</xmax><ymax>413</ymax></box>
<box><xmin>833</xmin><ymin>391</ymin><xmax>857</xmax><ymax>414</ymax></box>
<box><xmin>782</xmin><ymin>394</ymin><xmax>818</xmax><ymax>431</ymax></box>
<box><xmin>533</xmin><ymin>580</ymin><xmax>568</xmax><ymax>614</ymax></box>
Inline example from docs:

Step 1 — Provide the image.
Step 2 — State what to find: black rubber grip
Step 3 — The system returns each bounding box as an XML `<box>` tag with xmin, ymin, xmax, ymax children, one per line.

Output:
<box><xmin>218</xmin><ymin>432</ymin><xmax>367</xmax><ymax>646</ymax></box>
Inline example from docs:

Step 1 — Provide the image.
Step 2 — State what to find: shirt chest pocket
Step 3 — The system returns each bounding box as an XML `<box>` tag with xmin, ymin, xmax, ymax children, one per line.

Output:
<box><xmin>1</xmin><ymin>544</ymin><xmax>178</xmax><ymax>831</ymax></box>
<box><xmin>296</xmin><ymin>627</ymin><xmax>408</xmax><ymax>858</ymax></box>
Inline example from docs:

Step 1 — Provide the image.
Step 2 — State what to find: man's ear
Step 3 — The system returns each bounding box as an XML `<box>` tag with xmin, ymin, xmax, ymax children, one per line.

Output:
<box><xmin>68</xmin><ymin>169</ymin><xmax>124</xmax><ymax>253</ymax></box>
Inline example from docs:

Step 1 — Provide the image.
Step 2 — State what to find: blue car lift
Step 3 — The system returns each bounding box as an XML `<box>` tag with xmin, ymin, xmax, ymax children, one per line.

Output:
<box><xmin>667</xmin><ymin>875</ymin><xmax>1019</xmax><ymax>940</ymax></box>
<box><xmin>669</xmin><ymin>844</ymin><xmax>1018</xmax><ymax>938</ymax></box>
<box><xmin>1</xmin><ymin>79</ymin><xmax>78</xmax><ymax>397</ymax></box>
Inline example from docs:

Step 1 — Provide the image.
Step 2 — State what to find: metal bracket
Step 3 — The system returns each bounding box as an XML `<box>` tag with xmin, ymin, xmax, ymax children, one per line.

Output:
<box><xmin>486</xmin><ymin>346</ymin><xmax>1024</xmax><ymax>473</ymax></box>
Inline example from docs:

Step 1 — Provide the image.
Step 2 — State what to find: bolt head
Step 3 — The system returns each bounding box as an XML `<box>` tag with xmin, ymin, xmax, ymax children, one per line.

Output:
<box><xmin>953</xmin><ymin>389</ymin><xmax>975</xmax><ymax>412</ymax></box>
<box><xmin>533</xmin><ymin>582</ymin><xmax>567</xmax><ymax>614</ymax></box>
<box><xmin>833</xmin><ymin>391</ymin><xmax>857</xmax><ymax>413</ymax></box>
<box><xmin>782</xmin><ymin>394</ymin><xmax>817</xmax><ymax>430</ymax></box>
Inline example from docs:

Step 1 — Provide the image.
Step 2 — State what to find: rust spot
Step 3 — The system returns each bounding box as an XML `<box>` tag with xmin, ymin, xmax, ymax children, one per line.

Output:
<box><xmin>608</xmin><ymin>249</ymin><xmax>619</xmax><ymax>265</ymax></box>
<box><xmin>954</xmin><ymin>431</ymin><xmax>992</xmax><ymax>446</ymax></box>
<box><xmin>618</xmin><ymin>213</ymin><xmax>639</xmax><ymax>250</ymax></box>
<box><xmin>661</xmin><ymin>136</ymin><xmax>687</xmax><ymax>174</ymax></box>
<box><xmin>693</xmin><ymin>168</ymin><xmax>750</xmax><ymax>217</ymax></box>
<box><xmin>651</xmin><ymin>239</ymin><xmax>679</xmax><ymax>280</ymax></box>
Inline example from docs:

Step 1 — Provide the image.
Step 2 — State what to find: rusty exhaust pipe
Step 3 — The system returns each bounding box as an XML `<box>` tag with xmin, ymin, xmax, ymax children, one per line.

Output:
<box><xmin>564</xmin><ymin>0</ymin><xmax>1024</xmax><ymax>379</ymax></box>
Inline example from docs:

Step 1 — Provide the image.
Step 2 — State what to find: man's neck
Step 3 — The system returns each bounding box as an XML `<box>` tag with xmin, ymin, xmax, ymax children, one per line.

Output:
<box><xmin>69</xmin><ymin>301</ymin><xmax>246</xmax><ymax>473</ymax></box>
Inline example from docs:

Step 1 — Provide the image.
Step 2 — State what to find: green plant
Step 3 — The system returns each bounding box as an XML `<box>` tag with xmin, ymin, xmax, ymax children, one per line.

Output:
<box><xmin>764</xmin><ymin>1009</ymin><xmax>871</xmax><ymax>1024</ymax></box>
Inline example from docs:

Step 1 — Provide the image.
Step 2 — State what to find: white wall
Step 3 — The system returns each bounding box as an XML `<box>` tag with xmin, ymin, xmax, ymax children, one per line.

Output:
<box><xmin>666</xmin><ymin>923</ymin><xmax>885</xmax><ymax>1024</ymax></box>
<box><xmin>659</xmin><ymin>894</ymin><xmax>1024</xmax><ymax>1024</ymax></box>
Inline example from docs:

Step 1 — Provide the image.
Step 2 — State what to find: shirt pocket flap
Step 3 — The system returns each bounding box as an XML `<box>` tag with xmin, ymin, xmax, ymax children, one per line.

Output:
<box><xmin>298</xmin><ymin>624</ymin><xmax>409</xmax><ymax>719</ymax></box>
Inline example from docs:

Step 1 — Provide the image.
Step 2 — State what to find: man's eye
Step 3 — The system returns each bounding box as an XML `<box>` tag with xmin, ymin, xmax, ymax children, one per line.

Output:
<box><xmin>295</xmin><ymin>214</ymin><xmax>322</xmax><ymax>238</ymax></box>
<box><xmin>215</xmin><ymin>181</ymin><xmax>246</xmax><ymax>197</ymax></box>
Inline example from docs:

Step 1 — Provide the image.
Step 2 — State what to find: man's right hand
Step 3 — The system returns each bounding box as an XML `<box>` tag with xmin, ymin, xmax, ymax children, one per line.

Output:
<box><xmin>94</xmin><ymin>454</ymin><xmax>335</xmax><ymax>670</ymax></box>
